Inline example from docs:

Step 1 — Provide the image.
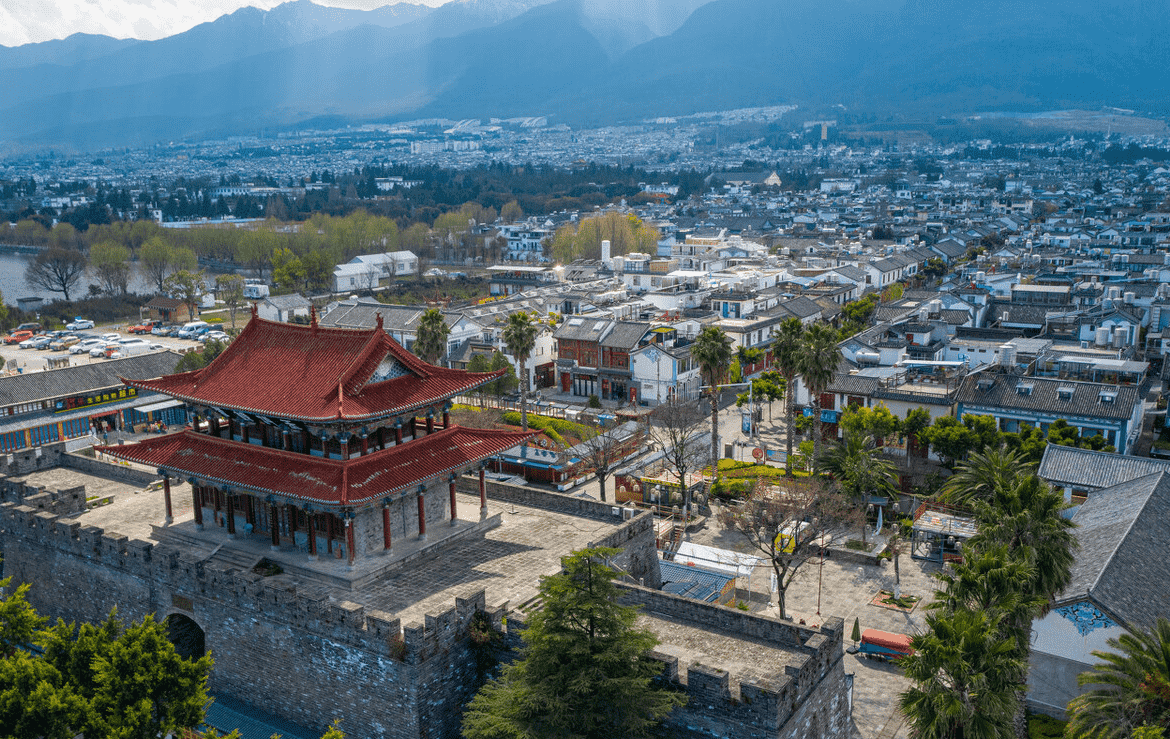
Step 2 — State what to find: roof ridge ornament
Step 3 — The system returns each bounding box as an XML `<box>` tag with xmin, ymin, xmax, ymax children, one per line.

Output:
<box><xmin>376</xmin><ymin>312</ymin><xmax>384</xmax><ymax>330</ymax></box>
<box><xmin>311</xmin><ymin>304</ymin><xmax>318</xmax><ymax>333</ymax></box>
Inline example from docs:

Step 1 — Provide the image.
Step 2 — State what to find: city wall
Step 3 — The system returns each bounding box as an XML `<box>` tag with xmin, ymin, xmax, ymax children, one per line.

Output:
<box><xmin>617</xmin><ymin>582</ymin><xmax>851</xmax><ymax>739</ymax></box>
<box><xmin>0</xmin><ymin>502</ymin><xmax>506</xmax><ymax>739</ymax></box>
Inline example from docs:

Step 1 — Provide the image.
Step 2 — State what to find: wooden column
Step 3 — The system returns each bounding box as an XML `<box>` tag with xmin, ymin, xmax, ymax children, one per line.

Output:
<box><xmin>361</xmin><ymin>434</ymin><xmax>369</xmax><ymax>456</ymax></box>
<box><xmin>308</xmin><ymin>514</ymin><xmax>318</xmax><ymax>559</ymax></box>
<box><xmin>345</xmin><ymin>517</ymin><xmax>356</xmax><ymax>567</ymax></box>
<box><xmin>209</xmin><ymin>417</ymin><xmax>219</xmax><ymax>436</ymax></box>
<box><xmin>242</xmin><ymin>425</ymin><xmax>250</xmax><ymax>444</ymax></box>
<box><xmin>326</xmin><ymin>514</ymin><xmax>334</xmax><ymax>555</ymax></box>
<box><xmin>301</xmin><ymin>429</ymin><xmax>310</xmax><ymax>451</ymax></box>
<box><xmin>442</xmin><ymin>407</ymin><xmax>450</xmax><ymax>428</ymax></box>
<box><xmin>270</xmin><ymin>502</ymin><xmax>281</xmax><ymax>550</ymax></box>
<box><xmin>382</xmin><ymin>502</ymin><xmax>392</xmax><ymax>552</ymax></box>
<box><xmin>426</xmin><ymin>410</ymin><xmax>435</xmax><ymax>435</ymax></box>
<box><xmin>417</xmin><ymin>489</ymin><xmax>427</xmax><ymax>541</ymax></box>
<box><xmin>286</xmin><ymin>504</ymin><xmax>297</xmax><ymax>535</ymax></box>
<box><xmin>394</xmin><ymin>422</ymin><xmax>403</xmax><ymax>446</ymax></box>
<box><xmin>449</xmin><ymin>476</ymin><xmax>458</xmax><ymax>525</ymax></box>
<box><xmin>340</xmin><ymin>435</ymin><xmax>350</xmax><ymax>460</ymax></box>
<box><xmin>162</xmin><ymin>474</ymin><xmax>173</xmax><ymax>525</ymax></box>
<box><xmin>378</xmin><ymin>426</ymin><xmax>386</xmax><ymax>450</ymax></box>
<box><xmin>192</xmin><ymin>485</ymin><xmax>203</xmax><ymax>530</ymax></box>
<box><xmin>226</xmin><ymin>494</ymin><xmax>236</xmax><ymax>537</ymax></box>
<box><xmin>479</xmin><ymin>467</ymin><xmax>488</xmax><ymax>519</ymax></box>
<box><xmin>282</xmin><ymin>430</ymin><xmax>291</xmax><ymax>451</ymax></box>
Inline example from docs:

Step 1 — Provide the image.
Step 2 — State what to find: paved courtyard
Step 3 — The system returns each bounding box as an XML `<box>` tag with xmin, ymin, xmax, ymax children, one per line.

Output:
<box><xmin>689</xmin><ymin>501</ymin><xmax>940</xmax><ymax>739</ymax></box>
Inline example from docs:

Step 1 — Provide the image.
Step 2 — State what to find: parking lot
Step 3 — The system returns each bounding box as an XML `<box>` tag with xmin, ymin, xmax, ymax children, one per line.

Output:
<box><xmin>1</xmin><ymin>321</ymin><xmax>217</xmax><ymax>373</ymax></box>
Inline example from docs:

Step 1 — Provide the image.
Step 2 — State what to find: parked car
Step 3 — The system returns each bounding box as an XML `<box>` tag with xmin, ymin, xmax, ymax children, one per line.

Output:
<box><xmin>13</xmin><ymin>322</ymin><xmax>41</xmax><ymax>333</ymax></box>
<box><xmin>50</xmin><ymin>336</ymin><xmax>82</xmax><ymax>351</ymax></box>
<box><xmin>66</xmin><ymin>318</ymin><xmax>95</xmax><ymax>330</ymax></box>
<box><xmin>71</xmin><ymin>338</ymin><xmax>106</xmax><ymax>354</ymax></box>
<box><xmin>30</xmin><ymin>335</ymin><xmax>54</xmax><ymax>350</ymax></box>
<box><xmin>18</xmin><ymin>336</ymin><xmax>40</xmax><ymax>349</ymax></box>
<box><xmin>177</xmin><ymin>321</ymin><xmax>210</xmax><ymax>339</ymax></box>
<box><xmin>90</xmin><ymin>343</ymin><xmax>120</xmax><ymax>358</ymax></box>
<box><xmin>201</xmin><ymin>331</ymin><xmax>230</xmax><ymax>343</ymax></box>
<box><xmin>99</xmin><ymin>333</ymin><xmax>121</xmax><ymax>342</ymax></box>
<box><xmin>5</xmin><ymin>331</ymin><xmax>34</xmax><ymax>345</ymax></box>
<box><xmin>129</xmin><ymin>319</ymin><xmax>160</xmax><ymax>334</ymax></box>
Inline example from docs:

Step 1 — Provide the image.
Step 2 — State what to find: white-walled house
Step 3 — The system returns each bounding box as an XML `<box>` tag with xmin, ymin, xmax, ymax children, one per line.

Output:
<box><xmin>1027</xmin><ymin>471</ymin><xmax>1170</xmax><ymax>718</ymax></box>
<box><xmin>331</xmin><ymin>251</ymin><xmax>418</xmax><ymax>292</ymax></box>
<box><xmin>630</xmin><ymin>343</ymin><xmax>700</xmax><ymax>406</ymax></box>
<box><xmin>255</xmin><ymin>294</ymin><xmax>311</xmax><ymax>323</ymax></box>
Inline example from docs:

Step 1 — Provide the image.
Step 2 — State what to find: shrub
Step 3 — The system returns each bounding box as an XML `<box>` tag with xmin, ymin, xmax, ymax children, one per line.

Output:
<box><xmin>588</xmin><ymin>394</ymin><xmax>601</xmax><ymax>408</ymax></box>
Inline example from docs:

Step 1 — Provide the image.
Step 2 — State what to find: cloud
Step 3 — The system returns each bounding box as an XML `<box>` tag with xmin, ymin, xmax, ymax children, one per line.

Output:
<box><xmin>0</xmin><ymin>0</ymin><xmax>286</xmax><ymax>46</ymax></box>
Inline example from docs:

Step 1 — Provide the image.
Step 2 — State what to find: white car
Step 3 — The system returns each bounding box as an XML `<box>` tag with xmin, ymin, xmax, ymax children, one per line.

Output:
<box><xmin>71</xmin><ymin>338</ymin><xmax>105</xmax><ymax>354</ymax></box>
<box><xmin>66</xmin><ymin>319</ymin><xmax>95</xmax><ymax>330</ymax></box>
<box><xmin>201</xmin><ymin>331</ymin><xmax>229</xmax><ymax>343</ymax></box>
<box><xmin>99</xmin><ymin>333</ymin><xmax>121</xmax><ymax>342</ymax></box>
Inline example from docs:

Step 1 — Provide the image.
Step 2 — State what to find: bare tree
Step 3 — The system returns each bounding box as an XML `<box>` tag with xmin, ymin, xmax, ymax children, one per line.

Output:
<box><xmin>579</xmin><ymin>421</ymin><xmax>638</xmax><ymax>503</ymax></box>
<box><xmin>216</xmin><ymin>274</ymin><xmax>245</xmax><ymax>330</ymax></box>
<box><xmin>719</xmin><ymin>477</ymin><xmax>859</xmax><ymax>620</ymax></box>
<box><xmin>647</xmin><ymin>399</ymin><xmax>708</xmax><ymax>523</ymax></box>
<box><xmin>25</xmin><ymin>247</ymin><xmax>87</xmax><ymax>301</ymax></box>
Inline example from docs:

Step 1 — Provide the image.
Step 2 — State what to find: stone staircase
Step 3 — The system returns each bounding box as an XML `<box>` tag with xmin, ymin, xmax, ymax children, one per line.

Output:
<box><xmin>206</xmin><ymin>546</ymin><xmax>264</xmax><ymax>574</ymax></box>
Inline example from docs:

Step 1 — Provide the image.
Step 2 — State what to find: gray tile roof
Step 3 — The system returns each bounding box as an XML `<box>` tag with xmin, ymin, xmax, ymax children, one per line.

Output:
<box><xmin>956</xmin><ymin>375</ymin><xmax>1138</xmax><ymax>421</ymax></box>
<box><xmin>319</xmin><ymin>300</ymin><xmax>424</xmax><ymax>332</ymax></box>
<box><xmin>0</xmin><ymin>352</ymin><xmax>183</xmax><ymax>406</ymax></box>
<box><xmin>260</xmin><ymin>293</ymin><xmax>311</xmax><ymax>310</ymax></box>
<box><xmin>1059</xmin><ymin>471</ymin><xmax>1170</xmax><ymax>628</ymax></box>
<box><xmin>1038</xmin><ymin>444</ymin><xmax>1170</xmax><ymax>491</ymax></box>
<box><xmin>602</xmin><ymin>321</ymin><xmax>651</xmax><ymax>350</ymax></box>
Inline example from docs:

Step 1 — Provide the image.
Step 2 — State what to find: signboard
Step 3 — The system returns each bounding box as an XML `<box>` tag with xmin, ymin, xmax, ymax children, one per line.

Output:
<box><xmin>55</xmin><ymin>387</ymin><xmax>137</xmax><ymax>413</ymax></box>
<box><xmin>752</xmin><ymin>447</ymin><xmax>764</xmax><ymax>461</ymax></box>
<box><xmin>801</xmin><ymin>407</ymin><xmax>837</xmax><ymax>423</ymax></box>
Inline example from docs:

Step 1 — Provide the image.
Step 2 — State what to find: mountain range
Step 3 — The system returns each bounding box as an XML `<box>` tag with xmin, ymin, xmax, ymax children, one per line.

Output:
<box><xmin>1</xmin><ymin>0</ymin><xmax>1168</xmax><ymax>152</ymax></box>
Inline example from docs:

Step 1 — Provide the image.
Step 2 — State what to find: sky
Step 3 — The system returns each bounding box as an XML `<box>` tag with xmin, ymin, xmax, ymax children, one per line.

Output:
<box><xmin>0</xmin><ymin>0</ymin><xmax>443</xmax><ymax>47</ymax></box>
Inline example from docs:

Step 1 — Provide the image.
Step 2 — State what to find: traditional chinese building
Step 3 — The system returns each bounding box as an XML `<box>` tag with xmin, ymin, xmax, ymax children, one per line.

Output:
<box><xmin>97</xmin><ymin>308</ymin><xmax>534</xmax><ymax>565</ymax></box>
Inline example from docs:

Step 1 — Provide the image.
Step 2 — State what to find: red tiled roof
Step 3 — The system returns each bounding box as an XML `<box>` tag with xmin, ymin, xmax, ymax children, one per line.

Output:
<box><xmin>97</xmin><ymin>427</ymin><xmax>534</xmax><ymax>507</ymax></box>
<box><xmin>122</xmin><ymin>316</ymin><xmax>503</xmax><ymax>422</ymax></box>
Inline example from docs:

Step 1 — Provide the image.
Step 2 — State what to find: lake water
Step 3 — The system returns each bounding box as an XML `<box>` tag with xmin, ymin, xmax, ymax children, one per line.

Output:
<box><xmin>0</xmin><ymin>251</ymin><xmax>155</xmax><ymax>306</ymax></box>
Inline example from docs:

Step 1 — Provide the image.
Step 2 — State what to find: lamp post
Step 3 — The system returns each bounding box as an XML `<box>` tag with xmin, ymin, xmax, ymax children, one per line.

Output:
<box><xmin>814</xmin><ymin>518</ymin><xmax>824</xmax><ymax>616</ymax></box>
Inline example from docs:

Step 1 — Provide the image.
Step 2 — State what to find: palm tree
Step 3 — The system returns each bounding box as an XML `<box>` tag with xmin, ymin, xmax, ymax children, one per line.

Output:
<box><xmin>502</xmin><ymin>312</ymin><xmax>538</xmax><ymax>433</ymax></box>
<box><xmin>939</xmin><ymin>443</ymin><xmax>1034</xmax><ymax>507</ymax></box>
<box><xmin>799</xmin><ymin>321</ymin><xmax>842</xmax><ymax>465</ymax></box>
<box><xmin>1067</xmin><ymin>617</ymin><xmax>1170</xmax><ymax>739</ymax></box>
<box><xmin>899</xmin><ymin>606</ymin><xmax>1025</xmax><ymax>739</ymax></box>
<box><xmin>691</xmin><ymin>326</ymin><xmax>733</xmax><ymax>493</ymax></box>
<box><xmin>817</xmin><ymin>434</ymin><xmax>896</xmax><ymax>545</ymax></box>
<box><xmin>413</xmin><ymin>308</ymin><xmax>450</xmax><ymax>366</ymax></box>
<box><xmin>772</xmin><ymin>317</ymin><xmax>805</xmax><ymax>476</ymax></box>
<box><xmin>969</xmin><ymin>474</ymin><xmax>1077</xmax><ymax>605</ymax></box>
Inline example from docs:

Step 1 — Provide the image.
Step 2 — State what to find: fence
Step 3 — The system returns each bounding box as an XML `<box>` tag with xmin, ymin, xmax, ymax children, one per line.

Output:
<box><xmin>451</xmin><ymin>395</ymin><xmax>573</xmax><ymax>419</ymax></box>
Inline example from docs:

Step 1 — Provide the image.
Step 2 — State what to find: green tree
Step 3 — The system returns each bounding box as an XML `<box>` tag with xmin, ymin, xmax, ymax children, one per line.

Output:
<box><xmin>302</xmin><ymin>250</ymin><xmax>335</xmax><ymax>293</ymax></box>
<box><xmin>40</xmin><ymin>611</ymin><xmax>212</xmax><ymax>739</ymax></box>
<box><xmin>0</xmin><ymin>577</ymin><xmax>45</xmax><ymax>656</ymax></box>
<box><xmin>164</xmin><ymin>269</ymin><xmax>206</xmax><ymax>322</ymax></box>
<box><xmin>462</xmin><ymin>547</ymin><xmax>684</xmax><ymax>739</ymax></box>
<box><xmin>1067</xmin><ymin>618</ymin><xmax>1170</xmax><ymax>739</ymax></box>
<box><xmin>139</xmin><ymin>237</ymin><xmax>175</xmax><ymax>292</ymax></box>
<box><xmin>817</xmin><ymin>434</ymin><xmax>897</xmax><ymax>545</ymax></box>
<box><xmin>501</xmin><ymin>200</ymin><xmax>523</xmax><ymax>224</ymax></box>
<box><xmin>691</xmin><ymin>325</ymin><xmax>733</xmax><ymax>492</ymax></box>
<box><xmin>839</xmin><ymin>403</ymin><xmax>901</xmax><ymax>443</ymax></box>
<box><xmin>25</xmin><ymin>247</ymin><xmax>87</xmax><ymax>301</ymax></box>
<box><xmin>939</xmin><ymin>444</ymin><xmax>1033</xmax><ymax>507</ymax></box>
<box><xmin>502</xmin><ymin>313</ymin><xmax>537</xmax><ymax>433</ymax></box>
<box><xmin>799</xmin><ymin>321</ymin><xmax>842</xmax><ymax>464</ymax></box>
<box><xmin>272</xmin><ymin>247</ymin><xmax>306</xmax><ymax>293</ymax></box>
<box><xmin>772</xmin><ymin>318</ymin><xmax>805</xmax><ymax>476</ymax></box>
<box><xmin>0</xmin><ymin>651</ymin><xmax>89</xmax><ymax>739</ymax></box>
<box><xmin>414</xmin><ymin>308</ymin><xmax>450</xmax><ymax>365</ymax></box>
<box><xmin>89</xmin><ymin>241</ymin><xmax>133</xmax><ymax>296</ymax></box>
<box><xmin>899</xmin><ymin>606</ymin><xmax>1025</xmax><ymax>739</ymax></box>
<box><xmin>841</xmin><ymin>294</ymin><xmax>877</xmax><ymax>324</ymax></box>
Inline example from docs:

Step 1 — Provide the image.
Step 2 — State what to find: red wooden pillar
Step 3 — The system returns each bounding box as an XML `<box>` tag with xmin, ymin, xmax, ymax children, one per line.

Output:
<box><xmin>449</xmin><ymin>476</ymin><xmax>458</xmax><ymax>525</ymax></box>
<box><xmin>382</xmin><ymin>502</ymin><xmax>392</xmax><ymax>552</ymax></box>
<box><xmin>192</xmin><ymin>485</ymin><xmax>204</xmax><ymax>530</ymax></box>
<box><xmin>226</xmin><ymin>494</ymin><xmax>237</xmax><ymax>537</ymax></box>
<box><xmin>282</xmin><ymin>430</ymin><xmax>291</xmax><ymax>451</ymax></box>
<box><xmin>442</xmin><ymin>407</ymin><xmax>450</xmax><ymax>428</ymax></box>
<box><xmin>287</xmin><ymin>504</ymin><xmax>297</xmax><ymax>535</ymax></box>
<box><xmin>242</xmin><ymin>425</ymin><xmax>250</xmax><ymax>444</ymax></box>
<box><xmin>361</xmin><ymin>434</ymin><xmax>369</xmax><ymax>456</ymax></box>
<box><xmin>209</xmin><ymin>416</ymin><xmax>220</xmax><ymax>436</ymax></box>
<box><xmin>479</xmin><ymin>467</ymin><xmax>487</xmax><ymax>518</ymax></box>
<box><xmin>270</xmin><ymin>502</ymin><xmax>281</xmax><ymax>550</ymax></box>
<box><xmin>340</xmin><ymin>435</ymin><xmax>350</xmax><ymax>460</ymax></box>
<box><xmin>162</xmin><ymin>474</ymin><xmax>173</xmax><ymax>525</ymax></box>
<box><xmin>426</xmin><ymin>410</ymin><xmax>435</xmax><ymax>435</ymax></box>
<box><xmin>301</xmin><ymin>429</ymin><xmax>310</xmax><ymax>451</ymax></box>
<box><xmin>326</xmin><ymin>514</ymin><xmax>334</xmax><ymax>555</ymax></box>
<box><xmin>395</xmin><ymin>422</ymin><xmax>403</xmax><ymax>446</ymax></box>
<box><xmin>345</xmin><ymin>517</ymin><xmax>356</xmax><ymax>567</ymax></box>
<box><xmin>308</xmin><ymin>514</ymin><xmax>318</xmax><ymax>559</ymax></box>
<box><xmin>417</xmin><ymin>488</ymin><xmax>427</xmax><ymax>541</ymax></box>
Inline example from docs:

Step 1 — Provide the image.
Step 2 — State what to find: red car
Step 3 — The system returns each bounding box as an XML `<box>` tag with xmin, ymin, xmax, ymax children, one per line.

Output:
<box><xmin>129</xmin><ymin>319</ymin><xmax>160</xmax><ymax>334</ymax></box>
<box><xmin>4</xmin><ymin>330</ymin><xmax>33</xmax><ymax>345</ymax></box>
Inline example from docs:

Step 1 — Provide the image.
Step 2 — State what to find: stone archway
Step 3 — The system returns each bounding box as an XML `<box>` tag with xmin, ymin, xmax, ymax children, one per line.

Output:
<box><xmin>165</xmin><ymin>613</ymin><xmax>206</xmax><ymax>659</ymax></box>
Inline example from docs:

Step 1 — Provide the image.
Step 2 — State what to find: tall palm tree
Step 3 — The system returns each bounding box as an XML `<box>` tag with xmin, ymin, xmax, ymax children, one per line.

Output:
<box><xmin>691</xmin><ymin>325</ymin><xmax>733</xmax><ymax>492</ymax></box>
<box><xmin>939</xmin><ymin>443</ymin><xmax>1034</xmax><ymax>507</ymax></box>
<box><xmin>1067</xmin><ymin>617</ymin><xmax>1170</xmax><ymax>739</ymax></box>
<box><xmin>900</xmin><ymin>606</ymin><xmax>1025</xmax><ymax>739</ymax></box>
<box><xmin>502</xmin><ymin>312</ymin><xmax>538</xmax><ymax>433</ymax></box>
<box><xmin>772</xmin><ymin>317</ymin><xmax>805</xmax><ymax>476</ymax></box>
<box><xmin>969</xmin><ymin>474</ymin><xmax>1077</xmax><ymax>605</ymax></box>
<box><xmin>799</xmin><ymin>321</ymin><xmax>842</xmax><ymax>464</ymax></box>
<box><xmin>817</xmin><ymin>433</ymin><xmax>897</xmax><ymax>544</ymax></box>
<box><xmin>413</xmin><ymin>308</ymin><xmax>450</xmax><ymax>366</ymax></box>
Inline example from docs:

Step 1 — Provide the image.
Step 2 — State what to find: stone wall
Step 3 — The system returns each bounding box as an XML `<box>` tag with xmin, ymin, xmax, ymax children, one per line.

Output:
<box><xmin>63</xmin><ymin>449</ymin><xmax>162</xmax><ymax>487</ymax></box>
<box><xmin>617</xmin><ymin>582</ymin><xmax>851</xmax><ymax>739</ymax></box>
<box><xmin>0</xmin><ymin>441</ymin><xmax>65</xmax><ymax>476</ymax></box>
<box><xmin>0</xmin><ymin>477</ymin><xmax>87</xmax><ymax>515</ymax></box>
<box><xmin>0</xmin><ymin>501</ymin><xmax>505</xmax><ymax>739</ymax></box>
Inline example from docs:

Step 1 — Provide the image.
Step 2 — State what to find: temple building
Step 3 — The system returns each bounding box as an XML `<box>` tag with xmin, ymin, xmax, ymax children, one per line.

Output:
<box><xmin>97</xmin><ymin>308</ymin><xmax>534</xmax><ymax>565</ymax></box>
